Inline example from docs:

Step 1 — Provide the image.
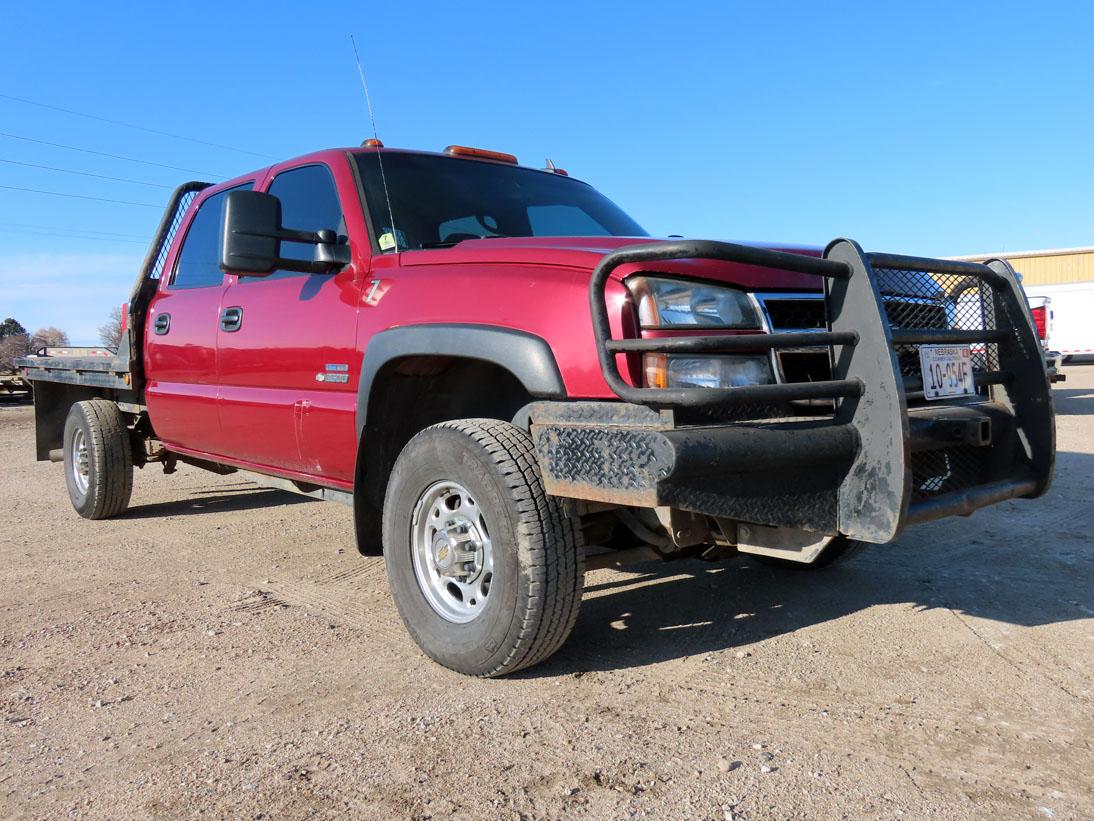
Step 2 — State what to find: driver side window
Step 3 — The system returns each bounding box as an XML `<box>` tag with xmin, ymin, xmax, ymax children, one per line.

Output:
<box><xmin>263</xmin><ymin>164</ymin><xmax>345</xmax><ymax>279</ymax></box>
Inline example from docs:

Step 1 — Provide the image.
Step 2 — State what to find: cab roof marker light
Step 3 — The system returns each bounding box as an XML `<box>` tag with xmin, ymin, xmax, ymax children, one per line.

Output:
<box><xmin>361</xmin><ymin>138</ymin><xmax>384</xmax><ymax>148</ymax></box>
<box><xmin>444</xmin><ymin>145</ymin><xmax>519</xmax><ymax>164</ymax></box>
<box><xmin>544</xmin><ymin>158</ymin><xmax>569</xmax><ymax>176</ymax></box>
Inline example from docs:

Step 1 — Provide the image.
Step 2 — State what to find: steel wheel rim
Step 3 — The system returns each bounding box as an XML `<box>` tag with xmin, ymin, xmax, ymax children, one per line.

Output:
<box><xmin>71</xmin><ymin>427</ymin><xmax>90</xmax><ymax>495</ymax></box>
<box><xmin>410</xmin><ymin>480</ymin><xmax>494</xmax><ymax>624</ymax></box>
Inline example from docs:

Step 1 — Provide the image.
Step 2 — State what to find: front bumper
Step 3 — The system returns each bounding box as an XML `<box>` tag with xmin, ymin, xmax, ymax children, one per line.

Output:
<box><xmin>530</xmin><ymin>238</ymin><xmax>1055</xmax><ymax>545</ymax></box>
<box><xmin>530</xmin><ymin>399</ymin><xmax>1038</xmax><ymax>539</ymax></box>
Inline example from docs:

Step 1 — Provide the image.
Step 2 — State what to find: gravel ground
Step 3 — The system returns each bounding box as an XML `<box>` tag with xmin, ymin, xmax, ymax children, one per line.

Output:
<box><xmin>1</xmin><ymin>368</ymin><xmax>1092</xmax><ymax>820</ymax></box>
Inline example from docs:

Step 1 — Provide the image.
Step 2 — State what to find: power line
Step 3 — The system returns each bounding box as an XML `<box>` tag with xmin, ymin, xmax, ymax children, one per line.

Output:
<box><xmin>0</xmin><ymin>220</ymin><xmax>147</xmax><ymax>239</ymax></box>
<box><xmin>0</xmin><ymin>157</ymin><xmax>173</xmax><ymax>188</ymax></box>
<box><xmin>0</xmin><ymin>92</ymin><xmax>278</xmax><ymax>160</ymax></box>
<box><xmin>0</xmin><ymin>184</ymin><xmax>160</xmax><ymax>208</ymax></box>
<box><xmin>0</xmin><ymin>131</ymin><xmax>224</xmax><ymax>178</ymax></box>
<box><xmin>0</xmin><ymin>227</ymin><xmax>145</xmax><ymax>245</ymax></box>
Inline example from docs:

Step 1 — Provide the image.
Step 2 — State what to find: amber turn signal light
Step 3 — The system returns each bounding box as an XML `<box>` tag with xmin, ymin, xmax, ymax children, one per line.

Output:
<box><xmin>643</xmin><ymin>353</ymin><xmax>669</xmax><ymax>389</ymax></box>
<box><xmin>444</xmin><ymin>145</ymin><xmax>519</xmax><ymax>164</ymax></box>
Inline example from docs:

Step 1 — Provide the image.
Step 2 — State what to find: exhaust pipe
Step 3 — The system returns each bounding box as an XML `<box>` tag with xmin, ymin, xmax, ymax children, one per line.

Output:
<box><xmin>48</xmin><ymin>448</ymin><xmax>64</xmax><ymax>463</ymax></box>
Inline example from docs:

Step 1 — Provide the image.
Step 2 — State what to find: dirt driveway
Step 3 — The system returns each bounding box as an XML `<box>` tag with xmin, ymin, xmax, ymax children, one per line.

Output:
<box><xmin>2</xmin><ymin>369</ymin><xmax>1092</xmax><ymax>820</ymax></box>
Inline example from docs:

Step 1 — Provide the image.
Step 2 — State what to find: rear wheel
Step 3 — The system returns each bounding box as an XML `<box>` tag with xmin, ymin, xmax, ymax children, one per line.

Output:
<box><xmin>748</xmin><ymin>535</ymin><xmax>868</xmax><ymax>571</ymax></box>
<box><xmin>63</xmin><ymin>400</ymin><xmax>133</xmax><ymax>519</ymax></box>
<box><xmin>382</xmin><ymin>419</ymin><xmax>584</xmax><ymax>677</ymax></box>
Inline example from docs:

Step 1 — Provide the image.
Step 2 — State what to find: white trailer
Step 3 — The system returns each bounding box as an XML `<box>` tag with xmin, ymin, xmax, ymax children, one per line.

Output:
<box><xmin>1020</xmin><ymin>281</ymin><xmax>1094</xmax><ymax>361</ymax></box>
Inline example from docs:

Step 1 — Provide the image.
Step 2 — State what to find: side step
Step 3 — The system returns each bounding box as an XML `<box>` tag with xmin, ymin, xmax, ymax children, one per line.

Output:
<box><xmin>239</xmin><ymin>470</ymin><xmax>353</xmax><ymax>506</ymax></box>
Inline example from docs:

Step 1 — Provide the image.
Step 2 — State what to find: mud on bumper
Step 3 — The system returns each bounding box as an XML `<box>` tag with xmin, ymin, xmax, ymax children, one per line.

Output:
<box><xmin>530</xmin><ymin>239</ymin><xmax>1055</xmax><ymax>545</ymax></box>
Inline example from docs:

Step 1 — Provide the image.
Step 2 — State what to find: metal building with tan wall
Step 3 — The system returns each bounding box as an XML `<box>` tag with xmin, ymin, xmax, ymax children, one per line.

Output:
<box><xmin>950</xmin><ymin>246</ymin><xmax>1094</xmax><ymax>286</ymax></box>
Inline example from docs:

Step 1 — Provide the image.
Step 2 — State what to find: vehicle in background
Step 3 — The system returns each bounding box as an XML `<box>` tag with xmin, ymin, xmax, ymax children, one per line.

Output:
<box><xmin>1025</xmin><ymin>294</ymin><xmax>1064</xmax><ymax>381</ymax></box>
<box><xmin>954</xmin><ymin>279</ymin><xmax>1065</xmax><ymax>382</ymax></box>
<box><xmin>1022</xmin><ymin>282</ymin><xmax>1094</xmax><ymax>364</ymax></box>
<box><xmin>15</xmin><ymin>143</ymin><xmax>1056</xmax><ymax>677</ymax></box>
<box><xmin>0</xmin><ymin>372</ymin><xmax>32</xmax><ymax>402</ymax></box>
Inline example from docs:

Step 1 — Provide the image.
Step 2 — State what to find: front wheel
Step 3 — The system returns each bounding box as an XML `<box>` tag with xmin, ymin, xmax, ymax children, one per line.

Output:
<box><xmin>382</xmin><ymin>419</ymin><xmax>584</xmax><ymax>677</ymax></box>
<box><xmin>63</xmin><ymin>400</ymin><xmax>133</xmax><ymax>519</ymax></box>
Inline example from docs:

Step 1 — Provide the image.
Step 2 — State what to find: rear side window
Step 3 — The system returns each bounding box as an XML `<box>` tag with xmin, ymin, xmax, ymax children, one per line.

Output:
<box><xmin>171</xmin><ymin>182</ymin><xmax>252</xmax><ymax>289</ymax></box>
<box><xmin>265</xmin><ymin>164</ymin><xmax>344</xmax><ymax>276</ymax></box>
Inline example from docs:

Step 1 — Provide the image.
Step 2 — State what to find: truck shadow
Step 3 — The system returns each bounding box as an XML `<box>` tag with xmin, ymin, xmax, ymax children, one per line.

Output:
<box><xmin>123</xmin><ymin>486</ymin><xmax>314</xmax><ymax>518</ymax></box>
<box><xmin>530</xmin><ymin>448</ymin><xmax>1094</xmax><ymax>677</ymax></box>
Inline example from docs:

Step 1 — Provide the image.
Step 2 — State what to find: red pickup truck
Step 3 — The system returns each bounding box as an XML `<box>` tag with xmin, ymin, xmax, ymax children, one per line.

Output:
<box><xmin>18</xmin><ymin>143</ymin><xmax>1055</xmax><ymax>676</ymax></box>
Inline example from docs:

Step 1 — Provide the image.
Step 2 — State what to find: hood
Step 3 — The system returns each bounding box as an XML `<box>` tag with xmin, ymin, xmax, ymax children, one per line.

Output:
<box><xmin>398</xmin><ymin>236</ymin><xmax>827</xmax><ymax>292</ymax></box>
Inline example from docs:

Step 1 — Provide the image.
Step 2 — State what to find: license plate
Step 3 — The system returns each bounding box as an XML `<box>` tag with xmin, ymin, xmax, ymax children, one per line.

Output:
<box><xmin>918</xmin><ymin>345</ymin><xmax>975</xmax><ymax>400</ymax></box>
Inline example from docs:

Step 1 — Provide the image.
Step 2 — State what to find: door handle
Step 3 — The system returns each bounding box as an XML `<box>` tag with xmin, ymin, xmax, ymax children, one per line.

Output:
<box><xmin>153</xmin><ymin>313</ymin><xmax>171</xmax><ymax>335</ymax></box>
<box><xmin>220</xmin><ymin>306</ymin><xmax>243</xmax><ymax>332</ymax></box>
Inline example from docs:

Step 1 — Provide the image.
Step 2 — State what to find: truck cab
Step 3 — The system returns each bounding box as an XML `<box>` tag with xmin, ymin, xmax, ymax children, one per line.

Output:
<box><xmin>144</xmin><ymin>155</ymin><xmax>364</xmax><ymax>480</ymax></box>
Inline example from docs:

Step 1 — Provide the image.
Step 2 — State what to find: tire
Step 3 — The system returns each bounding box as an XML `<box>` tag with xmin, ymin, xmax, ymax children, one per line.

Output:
<box><xmin>63</xmin><ymin>400</ymin><xmax>133</xmax><ymax>519</ymax></box>
<box><xmin>748</xmin><ymin>535</ymin><xmax>868</xmax><ymax>571</ymax></box>
<box><xmin>382</xmin><ymin>419</ymin><xmax>584</xmax><ymax>677</ymax></box>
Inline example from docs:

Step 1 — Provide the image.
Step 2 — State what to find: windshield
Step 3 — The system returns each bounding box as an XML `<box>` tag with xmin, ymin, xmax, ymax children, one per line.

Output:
<box><xmin>354</xmin><ymin>151</ymin><xmax>647</xmax><ymax>251</ymax></box>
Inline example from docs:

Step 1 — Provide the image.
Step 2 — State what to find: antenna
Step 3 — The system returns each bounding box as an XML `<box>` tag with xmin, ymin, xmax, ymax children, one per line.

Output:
<box><xmin>350</xmin><ymin>35</ymin><xmax>399</xmax><ymax>252</ymax></box>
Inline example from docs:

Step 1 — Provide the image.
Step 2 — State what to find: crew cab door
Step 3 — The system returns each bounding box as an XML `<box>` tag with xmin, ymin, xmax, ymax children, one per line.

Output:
<box><xmin>145</xmin><ymin>184</ymin><xmax>251</xmax><ymax>454</ymax></box>
<box><xmin>214</xmin><ymin>161</ymin><xmax>364</xmax><ymax>482</ymax></box>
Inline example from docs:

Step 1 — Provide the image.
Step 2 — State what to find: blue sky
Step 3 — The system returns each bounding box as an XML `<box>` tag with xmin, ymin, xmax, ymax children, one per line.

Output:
<box><xmin>1</xmin><ymin>0</ymin><xmax>1091</xmax><ymax>343</ymax></box>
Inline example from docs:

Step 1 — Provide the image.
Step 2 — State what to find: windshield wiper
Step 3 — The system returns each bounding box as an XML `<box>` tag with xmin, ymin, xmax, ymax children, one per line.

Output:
<box><xmin>419</xmin><ymin>234</ymin><xmax>510</xmax><ymax>249</ymax></box>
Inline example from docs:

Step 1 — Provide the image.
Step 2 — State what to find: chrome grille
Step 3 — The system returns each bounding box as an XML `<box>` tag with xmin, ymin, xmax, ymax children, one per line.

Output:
<box><xmin>757</xmin><ymin>293</ymin><xmax>952</xmax><ymax>333</ymax></box>
<box><xmin>757</xmin><ymin>284</ymin><xmax>997</xmax><ymax>406</ymax></box>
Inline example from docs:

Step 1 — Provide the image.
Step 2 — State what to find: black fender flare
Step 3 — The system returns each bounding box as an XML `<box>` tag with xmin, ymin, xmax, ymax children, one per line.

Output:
<box><xmin>355</xmin><ymin>323</ymin><xmax>566</xmax><ymax>441</ymax></box>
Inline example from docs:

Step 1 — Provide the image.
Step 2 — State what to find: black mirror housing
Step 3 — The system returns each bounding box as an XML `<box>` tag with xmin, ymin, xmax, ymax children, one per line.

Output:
<box><xmin>314</xmin><ymin>232</ymin><xmax>352</xmax><ymax>267</ymax></box>
<box><xmin>220</xmin><ymin>190</ymin><xmax>282</xmax><ymax>275</ymax></box>
<box><xmin>220</xmin><ymin>190</ymin><xmax>350</xmax><ymax>276</ymax></box>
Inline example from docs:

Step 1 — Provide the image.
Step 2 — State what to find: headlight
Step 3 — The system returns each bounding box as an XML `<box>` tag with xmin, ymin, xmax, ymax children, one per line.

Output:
<box><xmin>628</xmin><ymin>275</ymin><xmax>761</xmax><ymax>329</ymax></box>
<box><xmin>644</xmin><ymin>354</ymin><xmax>774</xmax><ymax>389</ymax></box>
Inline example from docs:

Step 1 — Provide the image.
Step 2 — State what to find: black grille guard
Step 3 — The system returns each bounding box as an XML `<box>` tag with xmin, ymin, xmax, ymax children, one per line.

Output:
<box><xmin>571</xmin><ymin>238</ymin><xmax>1055</xmax><ymax>543</ymax></box>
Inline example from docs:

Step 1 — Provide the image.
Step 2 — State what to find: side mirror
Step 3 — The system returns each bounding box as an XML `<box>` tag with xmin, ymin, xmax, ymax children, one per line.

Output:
<box><xmin>220</xmin><ymin>190</ymin><xmax>281</xmax><ymax>274</ymax></box>
<box><xmin>219</xmin><ymin>190</ymin><xmax>351</xmax><ymax>276</ymax></box>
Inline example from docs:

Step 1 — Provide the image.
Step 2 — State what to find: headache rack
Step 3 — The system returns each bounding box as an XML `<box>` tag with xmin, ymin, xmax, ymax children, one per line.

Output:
<box><xmin>573</xmin><ymin>238</ymin><xmax>1055</xmax><ymax>543</ymax></box>
<box><xmin>16</xmin><ymin>181</ymin><xmax>209</xmax><ymax>396</ymax></box>
<box><xmin>16</xmin><ymin>182</ymin><xmax>209</xmax><ymax>462</ymax></box>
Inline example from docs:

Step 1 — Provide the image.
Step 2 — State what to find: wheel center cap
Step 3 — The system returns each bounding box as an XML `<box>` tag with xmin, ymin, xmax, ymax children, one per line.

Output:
<box><xmin>431</xmin><ymin>523</ymin><xmax>480</xmax><ymax>579</ymax></box>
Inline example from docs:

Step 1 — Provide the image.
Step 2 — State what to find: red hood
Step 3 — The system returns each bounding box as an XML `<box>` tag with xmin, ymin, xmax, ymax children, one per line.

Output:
<box><xmin>398</xmin><ymin>236</ymin><xmax>826</xmax><ymax>291</ymax></box>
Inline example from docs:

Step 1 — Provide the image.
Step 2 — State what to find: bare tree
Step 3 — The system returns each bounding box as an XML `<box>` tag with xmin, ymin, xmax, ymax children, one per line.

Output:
<box><xmin>30</xmin><ymin>327</ymin><xmax>70</xmax><ymax>350</ymax></box>
<box><xmin>2</xmin><ymin>326</ymin><xmax>72</xmax><ymax>371</ymax></box>
<box><xmin>99</xmin><ymin>306</ymin><xmax>124</xmax><ymax>349</ymax></box>
<box><xmin>0</xmin><ymin>333</ymin><xmax>30</xmax><ymax>372</ymax></box>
